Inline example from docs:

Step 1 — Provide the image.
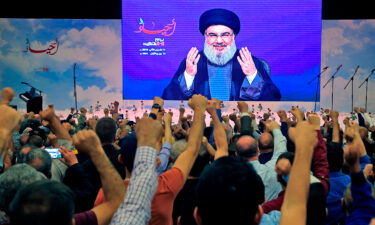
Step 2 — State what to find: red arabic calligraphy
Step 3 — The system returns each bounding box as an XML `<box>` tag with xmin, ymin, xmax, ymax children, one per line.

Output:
<box><xmin>135</xmin><ymin>19</ymin><xmax>176</xmax><ymax>36</ymax></box>
<box><xmin>23</xmin><ymin>38</ymin><xmax>59</xmax><ymax>55</ymax></box>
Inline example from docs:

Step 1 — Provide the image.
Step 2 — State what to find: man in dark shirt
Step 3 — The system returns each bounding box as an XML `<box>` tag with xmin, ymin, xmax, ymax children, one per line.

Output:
<box><xmin>64</xmin><ymin>118</ymin><xmax>125</xmax><ymax>212</ymax></box>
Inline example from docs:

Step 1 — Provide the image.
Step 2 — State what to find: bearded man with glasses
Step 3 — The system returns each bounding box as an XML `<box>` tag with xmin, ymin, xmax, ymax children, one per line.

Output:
<box><xmin>162</xmin><ymin>8</ymin><xmax>281</xmax><ymax>101</ymax></box>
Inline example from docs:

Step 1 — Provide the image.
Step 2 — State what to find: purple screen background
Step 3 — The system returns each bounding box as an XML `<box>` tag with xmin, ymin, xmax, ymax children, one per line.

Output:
<box><xmin>122</xmin><ymin>0</ymin><xmax>322</xmax><ymax>101</ymax></box>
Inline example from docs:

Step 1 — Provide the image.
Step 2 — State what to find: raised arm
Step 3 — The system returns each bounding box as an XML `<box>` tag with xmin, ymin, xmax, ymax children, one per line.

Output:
<box><xmin>307</xmin><ymin>113</ymin><xmax>329</xmax><ymax>193</ymax></box>
<box><xmin>0</xmin><ymin>104</ymin><xmax>21</xmax><ymax>153</ymax></box>
<box><xmin>345</xmin><ymin>121</ymin><xmax>370</xmax><ymax>169</ymax></box>
<box><xmin>155</xmin><ymin>113</ymin><xmax>173</xmax><ymax>174</ymax></box>
<box><xmin>345</xmin><ymin>121</ymin><xmax>367</xmax><ymax>157</ymax></box>
<box><xmin>206</xmin><ymin>100</ymin><xmax>228</xmax><ymax>160</ymax></box>
<box><xmin>110</xmin><ymin>117</ymin><xmax>163</xmax><ymax>225</ymax></box>
<box><xmin>0</xmin><ymin>87</ymin><xmax>15</xmax><ymax>106</ymax></box>
<box><xmin>149</xmin><ymin>96</ymin><xmax>164</xmax><ymax>120</ymax></box>
<box><xmin>330</xmin><ymin>110</ymin><xmax>340</xmax><ymax>143</ymax></box>
<box><xmin>202</xmin><ymin>136</ymin><xmax>216</xmax><ymax>157</ymax></box>
<box><xmin>73</xmin><ymin>130</ymin><xmax>125</xmax><ymax>225</ymax></box>
<box><xmin>277</xmin><ymin>110</ymin><xmax>289</xmax><ymax>137</ymax></box>
<box><xmin>173</xmin><ymin>94</ymin><xmax>207</xmax><ymax>181</ymax></box>
<box><xmin>237</xmin><ymin>101</ymin><xmax>253</xmax><ymax>136</ymax></box>
<box><xmin>344</xmin><ymin>127</ymin><xmax>375</xmax><ymax>225</ymax></box>
<box><xmin>280</xmin><ymin>121</ymin><xmax>318</xmax><ymax>225</ymax></box>
<box><xmin>264</xmin><ymin>120</ymin><xmax>287</xmax><ymax>161</ymax></box>
<box><xmin>40</xmin><ymin>104</ymin><xmax>72</xmax><ymax>141</ymax></box>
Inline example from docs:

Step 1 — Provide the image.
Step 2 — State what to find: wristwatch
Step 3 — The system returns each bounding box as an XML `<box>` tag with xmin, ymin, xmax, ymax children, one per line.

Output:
<box><xmin>152</xmin><ymin>103</ymin><xmax>162</xmax><ymax>111</ymax></box>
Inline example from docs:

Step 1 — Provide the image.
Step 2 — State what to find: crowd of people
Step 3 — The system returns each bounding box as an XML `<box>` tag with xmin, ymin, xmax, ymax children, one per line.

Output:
<box><xmin>0</xmin><ymin>86</ymin><xmax>374</xmax><ymax>225</ymax></box>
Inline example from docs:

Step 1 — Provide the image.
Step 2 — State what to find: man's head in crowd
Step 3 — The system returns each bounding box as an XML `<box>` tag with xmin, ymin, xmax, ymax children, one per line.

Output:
<box><xmin>274</xmin><ymin>152</ymin><xmax>327</xmax><ymax>225</ymax></box>
<box><xmin>195</xmin><ymin>156</ymin><xmax>265</xmax><ymax>225</ymax></box>
<box><xmin>236</xmin><ymin>135</ymin><xmax>258</xmax><ymax>159</ymax></box>
<box><xmin>0</xmin><ymin>164</ymin><xmax>46</xmax><ymax>214</ymax></box>
<box><xmin>26</xmin><ymin>135</ymin><xmax>44</xmax><ymax>148</ymax></box>
<box><xmin>95</xmin><ymin>118</ymin><xmax>117</xmax><ymax>145</ymax></box>
<box><xmin>258</xmin><ymin>133</ymin><xmax>274</xmax><ymax>153</ymax></box>
<box><xmin>170</xmin><ymin>139</ymin><xmax>210</xmax><ymax>177</ymax></box>
<box><xmin>24</xmin><ymin>148</ymin><xmax>52</xmax><ymax>178</ymax></box>
<box><xmin>307</xmin><ymin>182</ymin><xmax>327</xmax><ymax>225</ymax></box>
<box><xmin>79</xmin><ymin>107</ymin><xmax>87</xmax><ymax>115</ymax></box>
<box><xmin>275</xmin><ymin>152</ymin><xmax>294</xmax><ymax>187</ymax></box>
<box><xmin>171</xmin><ymin>140</ymin><xmax>189</xmax><ymax>163</ymax></box>
<box><xmin>120</xmin><ymin>132</ymin><xmax>137</xmax><ymax>174</ymax></box>
<box><xmin>9</xmin><ymin>180</ymin><xmax>75</xmax><ymax>225</ymax></box>
<box><xmin>326</xmin><ymin>142</ymin><xmax>344</xmax><ymax>172</ymax></box>
<box><xmin>343</xmin><ymin>184</ymin><xmax>375</xmax><ymax>216</ymax></box>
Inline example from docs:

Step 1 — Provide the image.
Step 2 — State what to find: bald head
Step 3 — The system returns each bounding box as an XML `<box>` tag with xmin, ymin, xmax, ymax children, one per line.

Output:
<box><xmin>236</xmin><ymin>135</ymin><xmax>258</xmax><ymax>158</ymax></box>
<box><xmin>258</xmin><ymin>133</ymin><xmax>274</xmax><ymax>152</ymax></box>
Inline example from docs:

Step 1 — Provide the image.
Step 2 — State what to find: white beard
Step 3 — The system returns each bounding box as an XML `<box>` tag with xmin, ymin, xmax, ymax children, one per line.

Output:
<box><xmin>203</xmin><ymin>40</ymin><xmax>237</xmax><ymax>66</ymax></box>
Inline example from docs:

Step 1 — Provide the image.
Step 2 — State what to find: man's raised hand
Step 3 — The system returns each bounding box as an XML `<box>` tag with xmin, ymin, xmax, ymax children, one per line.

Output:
<box><xmin>0</xmin><ymin>87</ymin><xmax>15</xmax><ymax>105</ymax></box>
<box><xmin>39</xmin><ymin>104</ymin><xmax>56</xmax><ymax>121</ymax></box>
<box><xmin>59</xmin><ymin>147</ymin><xmax>79</xmax><ymax>167</ymax></box>
<box><xmin>188</xmin><ymin>94</ymin><xmax>207</xmax><ymax>112</ymax></box>
<box><xmin>329</xmin><ymin>110</ymin><xmax>339</xmax><ymax>121</ymax></box>
<box><xmin>288</xmin><ymin>121</ymin><xmax>317</xmax><ymax>150</ymax></box>
<box><xmin>153</xmin><ymin>96</ymin><xmax>164</xmax><ymax>108</ymax></box>
<box><xmin>0</xmin><ymin>105</ymin><xmax>21</xmax><ymax>135</ymax></box>
<box><xmin>163</xmin><ymin>112</ymin><xmax>172</xmax><ymax>126</ymax></box>
<box><xmin>73</xmin><ymin>130</ymin><xmax>103</xmax><ymax>155</ymax></box>
<box><xmin>307</xmin><ymin>113</ymin><xmax>321</xmax><ymax>130</ymax></box>
<box><xmin>185</xmin><ymin>47</ymin><xmax>201</xmax><ymax>76</ymax></box>
<box><xmin>290</xmin><ymin>106</ymin><xmax>304</xmax><ymax>122</ymax></box>
<box><xmin>264</xmin><ymin>120</ymin><xmax>280</xmax><ymax>132</ymax></box>
<box><xmin>206</xmin><ymin>100</ymin><xmax>217</xmax><ymax>115</ymax></box>
<box><xmin>277</xmin><ymin>110</ymin><xmax>288</xmax><ymax>122</ymax></box>
<box><xmin>345</xmin><ymin>121</ymin><xmax>360</xmax><ymax>138</ymax></box>
<box><xmin>135</xmin><ymin>117</ymin><xmax>163</xmax><ymax>150</ymax></box>
<box><xmin>237</xmin><ymin>47</ymin><xmax>257</xmax><ymax>76</ymax></box>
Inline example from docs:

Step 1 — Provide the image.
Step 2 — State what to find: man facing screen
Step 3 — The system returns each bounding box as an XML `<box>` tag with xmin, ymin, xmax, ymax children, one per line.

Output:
<box><xmin>162</xmin><ymin>8</ymin><xmax>281</xmax><ymax>101</ymax></box>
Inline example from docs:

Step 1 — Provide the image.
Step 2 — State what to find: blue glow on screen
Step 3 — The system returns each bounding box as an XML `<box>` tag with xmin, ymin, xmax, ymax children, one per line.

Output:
<box><xmin>122</xmin><ymin>0</ymin><xmax>322</xmax><ymax>101</ymax></box>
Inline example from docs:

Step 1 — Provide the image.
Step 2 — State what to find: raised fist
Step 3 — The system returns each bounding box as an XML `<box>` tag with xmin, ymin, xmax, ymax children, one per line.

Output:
<box><xmin>264</xmin><ymin>120</ymin><xmax>280</xmax><ymax>132</ymax></box>
<box><xmin>277</xmin><ymin>110</ymin><xmax>287</xmax><ymax>122</ymax></box>
<box><xmin>290</xmin><ymin>106</ymin><xmax>304</xmax><ymax>121</ymax></box>
<box><xmin>188</xmin><ymin>94</ymin><xmax>207</xmax><ymax>112</ymax></box>
<box><xmin>329</xmin><ymin>110</ymin><xmax>339</xmax><ymax>120</ymax></box>
<box><xmin>73</xmin><ymin>130</ymin><xmax>102</xmax><ymax>155</ymax></box>
<box><xmin>0</xmin><ymin>87</ymin><xmax>15</xmax><ymax>105</ymax></box>
<box><xmin>206</xmin><ymin>100</ymin><xmax>217</xmax><ymax>115</ymax></box>
<box><xmin>39</xmin><ymin>104</ymin><xmax>56</xmax><ymax>121</ymax></box>
<box><xmin>0</xmin><ymin>105</ymin><xmax>21</xmax><ymax>134</ymax></box>
<box><xmin>135</xmin><ymin>117</ymin><xmax>163</xmax><ymax>149</ymax></box>
<box><xmin>179</xmin><ymin>107</ymin><xmax>185</xmax><ymax>114</ymax></box>
<box><xmin>307</xmin><ymin>113</ymin><xmax>320</xmax><ymax>130</ymax></box>
<box><xmin>288</xmin><ymin>121</ymin><xmax>317</xmax><ymax>148</ymax></box>
<box><xmin>229</xmin><ymin>113</ymin><xmax>237</xmax><ymax>122</ymax></box>
<box><xmin>163</xmin><ymin>112</ymin><xmax>172</xmax><ymax>125</ymax></box>
<box><xmin>153</xmin><ymin>97</ymin><xmax>164</xmax><ymax>108</ymax></box>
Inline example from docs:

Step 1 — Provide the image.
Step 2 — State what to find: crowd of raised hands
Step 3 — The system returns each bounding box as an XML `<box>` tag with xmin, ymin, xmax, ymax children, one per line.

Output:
<box><xmin>0</xmin><ymin>86</ymin><xmax>374</xmax><ymax>225</ymax></box>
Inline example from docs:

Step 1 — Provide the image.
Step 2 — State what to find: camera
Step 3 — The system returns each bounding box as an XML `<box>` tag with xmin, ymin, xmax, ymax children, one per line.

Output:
<box><xmin>45</xmin><ymin>148</ymin><xmax>62</xmax><ymax>159</ymax></box>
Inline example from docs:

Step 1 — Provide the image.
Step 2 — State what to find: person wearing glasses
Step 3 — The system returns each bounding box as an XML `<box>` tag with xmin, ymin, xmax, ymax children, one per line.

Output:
<box><xmin>162</xmin><ymin>8</ymin><xmax>281</xmax><ymax>101</ymax></box>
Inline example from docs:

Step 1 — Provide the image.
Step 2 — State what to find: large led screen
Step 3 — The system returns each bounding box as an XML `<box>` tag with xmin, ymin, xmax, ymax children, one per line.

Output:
<box><xmin>122</xmin><ymin>0</ymin><xmax>322</xmax><ymax>101</ymax></box>
<box><xmin>0</xmin><ymin>19</ymin><xmax>122</xmax><ymax>111</ymax></box>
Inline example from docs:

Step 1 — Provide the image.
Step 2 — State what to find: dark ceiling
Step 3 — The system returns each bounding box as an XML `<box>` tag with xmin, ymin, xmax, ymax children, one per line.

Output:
<box><xmin>0</xmin><ymin>0</ymin><xmax>374</xmax><ymax>19</ymax></box>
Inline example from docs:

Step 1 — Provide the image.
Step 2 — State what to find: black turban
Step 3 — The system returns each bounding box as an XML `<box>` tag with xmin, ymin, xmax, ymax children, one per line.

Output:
<box><xmin>199</xmin><ymin>8</ymin><xmax>241</xmax><ymax>35</ymax></box>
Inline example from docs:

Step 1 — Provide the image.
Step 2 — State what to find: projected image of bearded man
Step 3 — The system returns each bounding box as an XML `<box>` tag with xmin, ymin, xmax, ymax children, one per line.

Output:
<box><xmin>162</xmin><ymin>8</ymin><xmax>281</xmax><ymax>101</ymax></box>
